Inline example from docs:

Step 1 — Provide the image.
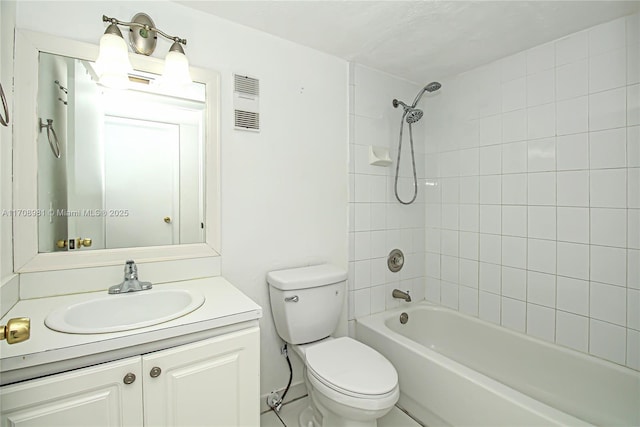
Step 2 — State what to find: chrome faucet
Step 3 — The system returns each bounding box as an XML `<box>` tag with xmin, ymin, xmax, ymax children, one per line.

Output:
<box><xmin>108</xmin><ymin>260</ymin><xmax>152</xmax><ymax>294</ymax></box>
<box><xmin>392</xmin><ymin>289</ymin><xmax>411</xmax><ymax>302</ymax></box>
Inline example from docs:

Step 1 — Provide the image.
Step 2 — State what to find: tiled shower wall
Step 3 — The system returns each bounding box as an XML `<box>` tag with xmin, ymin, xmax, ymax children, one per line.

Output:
<box><xmin>424</xmin><ymin>14</ymin><xmax>640</xmax><ymax>370</ymax></box>
<box><xmin>347</xmin><ymin>64</ymin><xmax>428</xmax><ymax>329</ymax></box>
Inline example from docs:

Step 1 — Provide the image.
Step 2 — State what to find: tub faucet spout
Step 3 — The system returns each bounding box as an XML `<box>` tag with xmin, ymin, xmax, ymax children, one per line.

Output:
<box><xmin>392</xmin><ymin>289</ymin><xmax>411</xmax><ymax>302</ymax></box>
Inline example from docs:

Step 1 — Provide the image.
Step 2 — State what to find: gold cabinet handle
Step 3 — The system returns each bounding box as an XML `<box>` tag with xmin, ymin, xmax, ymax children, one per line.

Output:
<box><xmin>1</xmin><ymin>317</ymin><xmax>30</xmax><ymax>344</ymax></box>
<box><xmin>163</xmin><ymin>216</ymin><xmax>171</xmax><ymax>224</ymax></box>
<box><xmin>78</xmin><ymin>237</ymin><xmax>92</xmax><ymax>248</ymax></box>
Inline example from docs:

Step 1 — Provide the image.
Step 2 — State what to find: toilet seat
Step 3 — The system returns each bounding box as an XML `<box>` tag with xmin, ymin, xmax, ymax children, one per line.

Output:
<box><xmin>305</xmin><ymin>337</ymin><xmax>398</xmax><ymax>398</ymax></box>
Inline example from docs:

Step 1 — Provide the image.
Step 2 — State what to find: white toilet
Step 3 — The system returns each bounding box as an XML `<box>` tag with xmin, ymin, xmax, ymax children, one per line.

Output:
<box><xmin>267</xmin><ymin>264</ymin><xmax>399</xmax><ymax>427</ymax></box>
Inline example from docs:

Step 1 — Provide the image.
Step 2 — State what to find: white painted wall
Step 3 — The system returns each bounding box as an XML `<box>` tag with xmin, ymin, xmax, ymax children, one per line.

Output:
<box><xmin>424</xmin><ymin>13</ymin><xmax>640</xmax><ymax>371</ymax></box>
<box><xmin>15</xmin><ymin>0</ymin><xmax>347</xmax><ymax>400</ymax></box>
<box><xmin>0</xmin><ymin>0</ymin><xmax>18</xmax><ymax>318</ymax></box>
<box><xmin>347</xmin><ymin>64</ymin><xmax>428</xmax><ymax>335</ymax></box>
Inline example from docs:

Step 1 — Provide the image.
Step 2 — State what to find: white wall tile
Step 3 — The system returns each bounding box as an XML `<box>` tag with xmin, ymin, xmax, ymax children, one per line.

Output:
<box><xmin>591</xmin><ymin>245</ymin><xmax>627</xmax><ymax>286</ymax></box>
<box><xmin>527</xmin><ymin>70</ymin><xmax>555</xmax><ymax>106</ymax></box>
<box><xmin>557</xmin><ymin>170</ymin><xmax>590</xmax><ymax>206</ymax></box>
<box><xmin>528</xmin><ymin>239</ymin><xmax>557</xmax><ymax>274</ymax></box>
<box><xmin>528</xmin><ymin>206</ymin><xmax>556</xmax><ymax>240</ymax></box>
<box><xmin>528</xmin><ymin>137</ymin><xmax>556</xmax><ymax>172</ymax></box>
<box><xmin>502</xmin><ymin>110</ymin><xmax>527</xmax><ymax>143</ymax></box>
<box><xmin>556</xmin><ymin>311</ymin><xmax>589</xmax><ymax>352</ymax></box>
<box><xmin>354</xmin><ymin>231</ymin><xmax>371</xmax><ymax>260</ymax></box>
<box><xmin>527</xmin><ymin>303</ymin><xmax>556</xmax><ymax>342</ymax></box>
<box><xmin>589</xmin><ymin>87</ymin><xmax>626</xmax><ymax>131</ymax></box>
<box><xmin>590</xmin><ymin>208</ymin><xmax>627</xmax><ymax>247</ymax></box>
<box><xmin>557</xmin><ymin>133</ymin><xmax>589</xmax><ymax>170</ymax></box>
<box><xmin>425</xmin><ymin>252</ymin><xmax>440</xmax><ymax>279</ymax></box>
<box><xmin>501</xmin><ymin>173</ymin><xmax>527</xmax><ymax>205</ymax></box>
<box><xmin>589</xmin><ymin>17</ymin><xmax>627</xmax><ymax>56</ymax></box>
<box><xmin>480</xmin><ymin>175</ymin><xmax>502</xmax><ymax>204</ymax></box>
<box><xmin>354</xmin><ymin>174</ymin><xmax>372</xmax><ymax>202</ymax></box>
<box><xmin>459</xmin><ymin>231</ymin><xmax>479</xmax><ymax>260</ymax></box>
<box><xmin>502</xmin><ymin>236</ymin><xmax>527</xmax><ymax>269</ymax></box>
<box><xmin>441</xmin><ymin>281</ymin><xmax>459</xmax><ymax>309</ymax></box>
<box><xmin>459</xmin><ymin>148</ymin><xmax>480</xmax><ymax>176</ymax></box>
<box><xmin>371</xmin><ymin>204</ymin><xmax>387</xmax><ymax>230</ymax></box>
<box><xmin>630</xmin><ymin>84</ymin><xmax>640</xmax><ymax>127</ymax></box>
<box><xmin>370</xmin><ymin>175</ymin><xmax>387</xmax><ymax>202</ymax></box>
<box><xmin>480</xmin><ymin>205</ymin><xmax>501</xmax><ymax>234</ymax></box>
<box><xmin>371</xmin><ymin>258</ymin><xmax>387</xmax><ymax>286</ymax></box>
<box><xmin>628</xmin><ymin>288</ymin><xmax>640</xmax><ymax>330</ymax></box>
<box><xmin>353</xmin><ymin>288</ymin><xmax>371</xmax><ymax>318</ymax></box>
<box><xmin>589</xmin><ymin>128</ymin><xmax>627</xmax><ymax>169</ymax></box>
<box><xmin>629</xmin><ymin>168</ymin><xmax>640</xmax><ymax>208</ymax></box>
<box><xmin>556</xmin><ymin>31</ymin><xmax>588</xmax><ymax>66</ymax></box>
<box><xmin>629</xmin><ymin>210</ymin><xmax>640</xmax><ymax>250</ymax></box>
<box><xmin>627</xmin><ymin>13</ymin><xmax>640</xmax><ymax>48</ymax></box>
<box><xmin>459</xmin><ymin>204</ymin><xmax>479</xmax><ymax>232</ymax></box>
<box><xmin>501</xmin><ymin>52</ymin><xmax>527</xmax><ymax>82</ymax></box>
<box><xmin>441</xmin><ymin>229</ymin><xmax>459</xmax><ymax>256</ymax></box>
<box><xmin>459</xmin><ymin>259</ymin><xmax>479</xmax><ymax>288</ymax></box>
<box><xmin>502</xmin><ymin>141</ymin><xmax>528</xmax><ymax>173</ymax></box>
<box><xmin>459</xmin><ymin>286</ymin><xmax>479</xmax><ymax>316</ymax></box>
<box><xmin>556</xmin><ymin>60</ymin><xmax>588</xmax><ymax>100</ymax></box>
<box><xmin>528</xmin><ymin>172</ymin><xmax>556</xmax><ymax>206</ymax></box>
<box><xmin>459</xmin><ymin>176</ymin><xmax>479</xmax><ymax>204</ymax></box>
<box><xmin>354</xmin><ymin>203</ymin><xmax>371</xmax><ymax>232</ymax></box>
<box><xmin>502</xmin><ymin>205</ymin><xmax>527</xmax><ymax>237</ymax></box>
<box><xmin>628</xmin><ymin>329</ymin><xmax>640</xmax><ymax>370</ymax></box>
<box><xmin>479</xmin><ymin>233</ymin><xmax>502</xmax><ymax>265</ymax></box>
<box><xmin>479</xmin><ymin>115</ymin><xmax>502</xmax><ymax>146</ymax></box>
<box><xmin>589</xmin><ymin>49</ymin><xmax>626</xmax><ymax>93</ymax></box>
<box><xmin>557</xmin><ymin>242</ymin><xmax>590</xmax><ymax>280</ymax></box>
<box><xmin>501</xmin><ymin>78</ymin><xmax>526</xmax><ymax>112</ymax></box>
<box><xmin>527</xmin><ymin>270</ymin><xmax>556</xmax><ymax>307</ymax></box>
<box><xmin>527</xmin><ymin>103</ymin><xmax>556</xmax><ymax>140</ymax></box>
<box><xmin>629</xmin><ymin>43</ymin><xmax>640</xmax><ymax>85</ymax></box>
<box><xmin>441</xmin><ymin>205</ymin><xmax>459</xmax><ymax>231</ymax></box>
<box><xmin>479</xmin><ymin>261</ymin><xmax>501</xmax><ymax>294</ymax></box>
<box><xmin>479</xmin><ymin>145</ymin><xmax>502</xmax><ymax>175</ymax></box>
<box><xmin>590</xmin><ymin>318</ymin><xmax>626</xmax><ymax>365</ymax></box>
<box><xmin>557</xmin><ymin>276</ymin><xmax>589</xmax><ymax>315</ymax></box>
<box><xmin>502</xmin><ymin>266</ymin><xmax>527</xmax><ymax>300</ymax></box>
<box><xmin>590</xmin><ymin>168</ymin><xmax>627</xmax><ymax>208</ymax></box>
<box><xmin>479</xmin><ymin>290</ymin><xmax>501</xmax><ymax>324</ymax></box>
<box><xmin>441</xmin><ymin>255</ymin><xmax>459</xmax><ymax>284</ymax></box>
<box><xmin>556</xmin><ymin>96</ymin><xmax>589</xmax><ymax>136</ymax></box>
<box><xmin>425</xmin><ymin>277</ymin><xmax>441</xmax><ymax>303</ymax></box>
<box><xmin>628</xmin><ymin>249</ymin><xmax>639</xmax><ymax>289</ymax></box>
<box><xmin>501</xmin><ymin>297</ymin><xmax>526</xmax><ymax>332</ymax></box>
<box><xmin>590</xmin><ymin>281</ymin><xmax>626</xmax><ymax>326</ymax></box>
<box><xmin>557</xmin><ymin>207</ymin><xmax>589</xmax><ymax>243</ymax></box>
<box><xmin>370</xmin><ymin>230</ymin><xmax>387</xmax><ymax>258</ymax></box>
<box><xmin>527</xmin><ymin>43</ymin><xmax>555</xmax><ymax>74</ymax></box>
<box><xmin>370</xmin><ymin>285</ymin><xmax>386</xmax><ymax>314</ymax></box>
<box><xmin>354</xmin><ymin>259</ymin><xmax>372</xmax><ymax>290</ymax></box>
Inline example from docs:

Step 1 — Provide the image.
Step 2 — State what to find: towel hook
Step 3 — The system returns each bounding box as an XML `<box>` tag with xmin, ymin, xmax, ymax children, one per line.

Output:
<box><xmin>0</xmin><ymin>83</ymin><xmax>9</xmax><ymax>127</ymax></box>
<box><xmin>39</xmin><ymin>118</ymin><xmax>61</xmax><ymax>159</ymax></box>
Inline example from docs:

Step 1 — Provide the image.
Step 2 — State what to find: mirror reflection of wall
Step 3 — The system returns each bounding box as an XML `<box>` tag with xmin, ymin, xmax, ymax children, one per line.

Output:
<box><xmin>37</xmin><ymin>52</ymin><xmax>206</xmax><ymax>253</ymax></box>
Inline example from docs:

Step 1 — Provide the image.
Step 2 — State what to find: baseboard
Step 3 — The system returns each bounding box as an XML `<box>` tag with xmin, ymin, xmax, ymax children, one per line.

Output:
<box><xmin>260</xmin><ymin>380</ymin><xmax>307</xmax><ymax>414</ymax></box>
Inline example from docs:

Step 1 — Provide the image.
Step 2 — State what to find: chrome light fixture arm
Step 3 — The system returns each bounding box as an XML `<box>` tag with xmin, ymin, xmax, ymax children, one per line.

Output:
<box><xmin>101</xmin><ymin>14</ymin><xmax>187</xmax><ymax>54</ymax></box>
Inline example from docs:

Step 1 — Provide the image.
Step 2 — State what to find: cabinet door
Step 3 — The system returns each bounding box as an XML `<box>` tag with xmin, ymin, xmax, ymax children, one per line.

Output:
<box><xmin>142</xmin><ymin>327</ymin><xmax>260</xmax><ymax>427</ymax></box>
<box><xmin>0</xmin><ymin>357</ymin><xmax>143</xmax><ymax>427</ymax></box>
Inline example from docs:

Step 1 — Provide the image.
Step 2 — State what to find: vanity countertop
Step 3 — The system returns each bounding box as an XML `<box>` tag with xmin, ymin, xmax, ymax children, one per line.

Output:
<box><xmin>0</xmin><ymin>277</ymin><xmax>262</xmax><ymax>384</ymax></box>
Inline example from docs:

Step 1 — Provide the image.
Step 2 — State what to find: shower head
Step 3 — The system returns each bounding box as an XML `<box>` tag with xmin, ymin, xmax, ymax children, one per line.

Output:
<box><xmin>405</xmin><ymin>108</ymin><xmax>423</xmax><ymax>124</ymax></box>
<box><xmin>411</xmin><ymin>81</ymin><xmax>442</xmax><ymax>107</ymax></box>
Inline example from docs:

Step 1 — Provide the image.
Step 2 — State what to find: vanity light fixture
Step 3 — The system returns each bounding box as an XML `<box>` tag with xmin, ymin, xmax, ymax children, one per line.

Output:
<box><xmin>96</xmin><ymin>13</ymin><xmax>191</xmax><ymax>88</ymax></box>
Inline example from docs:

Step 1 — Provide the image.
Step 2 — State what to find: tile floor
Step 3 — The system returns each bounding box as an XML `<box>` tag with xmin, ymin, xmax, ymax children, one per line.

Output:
<box><xmin>260</xmin><ymin>396</ymin><xmax>422</xmax><ymax>427</ymax></box>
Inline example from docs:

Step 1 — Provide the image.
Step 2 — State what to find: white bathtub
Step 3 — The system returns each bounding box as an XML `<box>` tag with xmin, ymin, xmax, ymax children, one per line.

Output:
<box><xmin>356</xmin><ymin>303</ymin><xmax>640</xmax><ymax>426</ymax></box>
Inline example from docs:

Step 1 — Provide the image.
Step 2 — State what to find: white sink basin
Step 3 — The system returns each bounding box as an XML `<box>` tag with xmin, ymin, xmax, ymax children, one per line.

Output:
<box><xmin>45</xmin><ymin>289</ymin><xmax>205</xmax><ymax>334</ymax></box>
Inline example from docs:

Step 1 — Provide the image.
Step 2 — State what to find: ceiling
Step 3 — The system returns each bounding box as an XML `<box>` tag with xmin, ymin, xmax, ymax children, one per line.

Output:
<box><xmin>177</xmin><ymin>1</ymin><xmax>640</xmax><ymax>83</ymax></box>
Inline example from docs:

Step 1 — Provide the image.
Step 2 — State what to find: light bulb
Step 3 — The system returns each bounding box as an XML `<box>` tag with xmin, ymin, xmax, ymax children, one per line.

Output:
<box><xmin>162</xmin><ymin>42</ymin><xmax>192</xmax><ymax>87</ymax></box>
<box><xmin>95</xmin><ymin>24</ymin><xmax>132</xmax><ymax>89</ymax></box>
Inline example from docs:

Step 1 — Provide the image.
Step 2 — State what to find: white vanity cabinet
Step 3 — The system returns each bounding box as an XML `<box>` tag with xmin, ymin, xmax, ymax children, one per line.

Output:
<box><xmin>1</xmin><ymin>327</ymin><xmax>260</xmax><ymax>427</ymax></box>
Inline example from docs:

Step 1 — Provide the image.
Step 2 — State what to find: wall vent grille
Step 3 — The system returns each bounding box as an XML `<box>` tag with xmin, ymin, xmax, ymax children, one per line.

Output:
<box><xmin>233</xmin><ymin>74</ymin><xmax>260</xmax><ymax>132</ymax></box>
<box><xmin>234</xmin><ymin>75</ymin><xmax>259</xmax><ymax>96</ymax></box>
<box><xmin>234</xmin><ymin>110</ymin><xmax>260</xmax><ymax>130</ymax></box>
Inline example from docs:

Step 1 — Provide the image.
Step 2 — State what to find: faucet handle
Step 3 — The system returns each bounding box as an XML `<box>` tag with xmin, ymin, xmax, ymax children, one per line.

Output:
<box><xmin>124</xmin><ymin>260</ymin><xmax>138</xmax><ymax>280</ymax></box>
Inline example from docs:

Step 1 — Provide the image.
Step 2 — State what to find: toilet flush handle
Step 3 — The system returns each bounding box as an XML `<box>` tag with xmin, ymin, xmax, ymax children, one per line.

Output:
<box><xmin>284</xmin><ymin>295</ymin><xmax>299</xmax><ymax>302</ymax></box>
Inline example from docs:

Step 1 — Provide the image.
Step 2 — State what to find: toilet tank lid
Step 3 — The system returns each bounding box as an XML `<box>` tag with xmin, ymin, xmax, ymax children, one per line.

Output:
<box><xmin>267</xmin><ymin>264</ymin><xmax>347</xmax><ymax>291</ymax></box>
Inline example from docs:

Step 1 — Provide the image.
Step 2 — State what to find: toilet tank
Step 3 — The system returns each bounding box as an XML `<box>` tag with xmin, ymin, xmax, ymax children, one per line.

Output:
<box><xmin>267</xmin><ymin>264</ymin><xmax>347</xmax><ymax>345</ymax></box>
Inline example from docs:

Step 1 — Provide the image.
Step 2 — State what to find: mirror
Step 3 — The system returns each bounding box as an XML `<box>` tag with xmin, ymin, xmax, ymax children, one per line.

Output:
<box><xmin>13</xmin><ymin>30</ymin><xmax>219</xmax><ymax>273</ymax></box>
<box><xmin>37</xmin><ymin>52</ymin><xmax>205</xmax><ymax>252</ymax></box>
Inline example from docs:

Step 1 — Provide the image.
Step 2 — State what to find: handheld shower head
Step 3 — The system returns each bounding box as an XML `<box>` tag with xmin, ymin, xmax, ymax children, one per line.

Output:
<box><xmin>411</xmin><ymin>81</ymin><xmax>441</xmax><ymax>107</ymax></box>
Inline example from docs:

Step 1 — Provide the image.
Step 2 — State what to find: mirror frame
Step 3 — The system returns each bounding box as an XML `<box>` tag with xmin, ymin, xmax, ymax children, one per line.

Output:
<box><xmin>13</xmin><ymin>30</ymin><xmax>220</xmax><ymax>273</ymax></box>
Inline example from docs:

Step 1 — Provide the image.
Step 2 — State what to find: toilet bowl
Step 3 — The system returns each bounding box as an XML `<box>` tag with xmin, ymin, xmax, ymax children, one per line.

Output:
<box><xmin>267</xmin><ymin>264</ymin><xmax>399</xmax><ymax>427</ymax></box>
<box><xmin>294</xmin><ymin>337</ymin><xmax>399</xmax><ymax>427</ymax></box>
